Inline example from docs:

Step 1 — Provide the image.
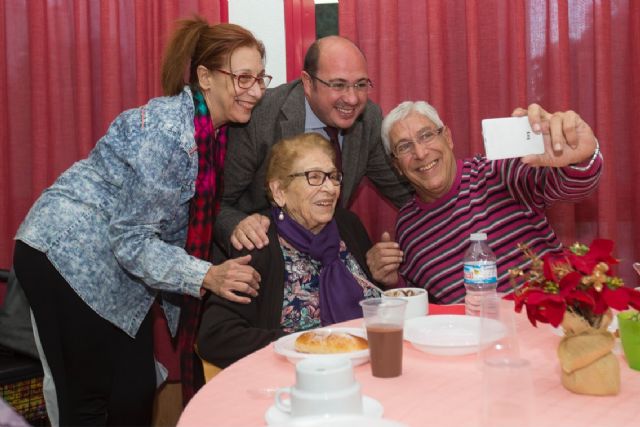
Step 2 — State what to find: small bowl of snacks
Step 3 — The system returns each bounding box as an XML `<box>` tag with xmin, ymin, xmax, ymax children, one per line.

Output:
<box><xmin>382</xmin><ymin>287</ymin><xmax>428</xmax><ymax>319</ymax></box>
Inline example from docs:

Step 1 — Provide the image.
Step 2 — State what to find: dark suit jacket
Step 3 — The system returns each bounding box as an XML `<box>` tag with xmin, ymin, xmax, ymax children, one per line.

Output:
<box><xmin>197</xmin><ymin>208</ymin><xmax>378</xmax><ymax>368</ymax></box>
<box><xmin>215</xmin><ymin>80</ymin><xmax>413</xmax><ymax>250</ymax></box>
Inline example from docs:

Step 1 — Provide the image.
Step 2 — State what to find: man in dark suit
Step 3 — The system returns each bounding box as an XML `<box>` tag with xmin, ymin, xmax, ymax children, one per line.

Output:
<box><xmin>215</xmin><ymin>36</ymin><xmax>412</xmax><ymax>252</ymax></box>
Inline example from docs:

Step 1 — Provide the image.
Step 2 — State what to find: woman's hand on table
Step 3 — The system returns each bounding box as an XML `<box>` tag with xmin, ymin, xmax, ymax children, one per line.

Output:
<box><xmin>202</xmin><ymin>255</ymin><xmax>261</xmax><ymax>303</ymax></box>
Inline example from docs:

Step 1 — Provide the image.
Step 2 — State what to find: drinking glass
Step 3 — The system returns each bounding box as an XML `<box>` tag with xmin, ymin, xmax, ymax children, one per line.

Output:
<box><xmin>478</xmin><ymin>293</ymin><xmax>534</xmax><ymax>427</ymax></box>
<box><xmin>617</xmin><ymin>310</ymin><xmax>640</xmax><ymax>371</ymax></box>
<box><xmin>477</xmin><ymin>293</ymin><xmax>520</xmax><ymax>363</ymax></box>
<box><xmin>480</xmin><ymin>357</ymin><xmax>534</xmax><ymax>427</ymax></box>
<box><xmin>359</xmin><ymin>298</ymin><xmax>407</xmax><ymax>378</ymax></box>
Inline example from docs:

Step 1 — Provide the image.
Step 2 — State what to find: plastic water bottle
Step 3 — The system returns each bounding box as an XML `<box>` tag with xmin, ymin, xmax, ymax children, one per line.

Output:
<box><xmin>463</xmin><ymin>233</ymin><xmax>497</xmax><ymax>316</ymax></box>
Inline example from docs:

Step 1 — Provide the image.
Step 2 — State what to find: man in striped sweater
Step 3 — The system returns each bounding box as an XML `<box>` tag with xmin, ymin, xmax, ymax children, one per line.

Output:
<box><xmin>373</xmin><ymin>101</ymin><xmax>602</xmax><ymax>304</ymax></box>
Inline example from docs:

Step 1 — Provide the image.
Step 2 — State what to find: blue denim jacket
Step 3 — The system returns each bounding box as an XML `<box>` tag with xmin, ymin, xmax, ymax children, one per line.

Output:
<box><xmin>16</xmin><ymin>87</ymin><xmax>210</xmax><ymax>337</ymax></box>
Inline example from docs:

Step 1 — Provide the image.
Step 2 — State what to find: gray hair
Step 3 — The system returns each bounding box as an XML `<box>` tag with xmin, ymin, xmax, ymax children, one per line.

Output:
<box><xmin>381</xmin><ymin>101</ymin><xmax>444</xmax><ymax>155</ymax></box>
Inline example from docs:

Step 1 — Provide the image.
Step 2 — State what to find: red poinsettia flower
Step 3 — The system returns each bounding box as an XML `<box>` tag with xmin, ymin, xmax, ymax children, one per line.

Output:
<box><xmin>629</xmin><ymin>289</ymin><xmax>640</xmax><ymax>311</ymax></box>
<box><xmin>602</xmin><ymin>285</ymin><xmax>630</xmax><ymax>310</ymax></box>
<box><xmin>510</xmin><ymin>239</ymin><xmax>640</xmax><ymax>329</ymax></box>
<box><xmin>521</xmin><ymin>290</ymin><xmax>565</xmax><ymax>327</ymax></box>
<box><xmin>558</xmin><ymin>271</ymin><xmax>581</xmax><ymax>294</ymax></box>
<box><xmin>542</xmin><ymin>254</ymin><xmax>568</xmax><ymax>282</ymax></box>
<box><xmin>505</xmin><ymin>290</ymin><xmax>525</xmax><ymax>313</ymax></box>
<box><xmin>568</xmin><ymin>239</ymin><xmax>618</xmax><ymax>275</ymax></box>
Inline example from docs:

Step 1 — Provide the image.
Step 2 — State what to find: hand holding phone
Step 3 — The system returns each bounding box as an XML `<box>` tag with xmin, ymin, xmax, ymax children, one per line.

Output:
<box><xmin>482</xmin><ymin>116</ymin><xmax>544</xmax><ymax>160</ymax></box>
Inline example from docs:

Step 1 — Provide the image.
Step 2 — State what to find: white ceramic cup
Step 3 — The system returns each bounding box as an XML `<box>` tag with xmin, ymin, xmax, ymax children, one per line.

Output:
<box><xmin>383</xmin><ymin>287</ymin><xmax>429</xmax><ymax>318</ymax></box>
<box><xmin>274</xmin><ymin>356</ymin><xmax>363</xmax><ymax>417</ymax></box>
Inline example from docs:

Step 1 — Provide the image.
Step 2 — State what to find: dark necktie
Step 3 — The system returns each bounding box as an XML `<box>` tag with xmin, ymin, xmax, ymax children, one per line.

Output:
<box><xmin>323</xmin><ymin>126</ymin><xmax>342</xmax><ymax>172</ymax></box>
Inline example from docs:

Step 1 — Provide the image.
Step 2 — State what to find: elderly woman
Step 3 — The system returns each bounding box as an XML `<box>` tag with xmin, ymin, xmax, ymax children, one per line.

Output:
<box><xmin>197</xmin><ymin>133</ymin><xmax>387</xmax><ymax>368</ymax></box>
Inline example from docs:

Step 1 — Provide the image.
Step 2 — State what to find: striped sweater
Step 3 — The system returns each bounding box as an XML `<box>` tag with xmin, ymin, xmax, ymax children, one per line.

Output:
<box><xmin>396</xmin><ymin>155</ymin><xmax>602</xmax><ymax>304</ymax></box>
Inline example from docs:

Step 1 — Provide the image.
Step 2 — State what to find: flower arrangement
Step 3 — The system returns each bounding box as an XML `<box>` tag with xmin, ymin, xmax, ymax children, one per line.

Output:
<box><xmin>508</xmin><ymin>238</ymin><xmax>640</xmax><ymax>328</ymax></box>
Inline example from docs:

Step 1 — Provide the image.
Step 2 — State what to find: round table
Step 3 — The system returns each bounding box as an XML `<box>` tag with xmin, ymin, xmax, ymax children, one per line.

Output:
<box><xmin>179</xmin><ymin>304</ymin><xmax>640</xmax><ymax>427</ymax></box>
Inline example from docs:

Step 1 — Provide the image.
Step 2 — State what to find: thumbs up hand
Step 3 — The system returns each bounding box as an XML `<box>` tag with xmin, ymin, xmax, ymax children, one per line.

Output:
<box><xmin>366</xmin><ymin>232</ymin><xmax>403</xmax><ymax>287</ymax></box>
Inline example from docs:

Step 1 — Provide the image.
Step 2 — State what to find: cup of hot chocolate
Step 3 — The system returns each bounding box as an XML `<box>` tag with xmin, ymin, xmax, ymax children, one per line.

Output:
<box><xmin>360</xmin><ymin>297</ymin><xmax>407</xmax><ymax>378</ymax></box>
<box><xmin>274</xmin><ymin>356</ymin><xmax>363</xmax><ymax>418</ymax></box>
<box><xmin>383</xmin><ymin>287</ymin><xmax>428</xmax><ymax>319</ymax></box>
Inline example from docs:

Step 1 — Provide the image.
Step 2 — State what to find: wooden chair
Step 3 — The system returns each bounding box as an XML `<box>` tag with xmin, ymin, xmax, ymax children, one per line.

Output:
<box><xmin>201</xmin><ymin>359</ymin><xmax>222</xmax><ymax>382</ymax></box>
<box><xmin>194</xmin><ymin>345</ymin><xmax>222</xmax><ymax>382</ymax></box>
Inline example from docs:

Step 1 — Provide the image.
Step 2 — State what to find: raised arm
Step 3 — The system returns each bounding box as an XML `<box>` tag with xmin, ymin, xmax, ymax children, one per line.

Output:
<box><xmin>215</xmin><ymin>123</ymin><xmax>270</xmax><ymax>253</ymax></box>
<box><xmin>503</xmin><ymin>104</ymin><xmax>602</xmax><ymax>210</ymax></box>
<box><xmin>513</xmin><ymin>103</ymin><xmax>599</xmax><ymax>168</ymax></box>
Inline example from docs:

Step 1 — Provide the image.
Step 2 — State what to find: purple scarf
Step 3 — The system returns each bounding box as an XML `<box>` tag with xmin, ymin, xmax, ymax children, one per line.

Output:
<box><xmin>272</xmin><ymin>207</ymin><xmax>363</xmax><ymax>325</ymax></box>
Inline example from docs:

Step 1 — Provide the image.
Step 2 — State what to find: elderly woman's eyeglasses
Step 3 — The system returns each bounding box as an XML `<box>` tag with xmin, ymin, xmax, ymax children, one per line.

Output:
<box><xmin>289</xmin><ymin>170</ymin><xmax>343</xmax><ymax>186</ymax></box>
<box><xmin>216</xmin><ymin>69</ymin><xmax>273</xmax><ymax>89</ymax></box>
<box><xmin>393</xmin><ymin>127</ymin><xmax>445</xmax><ymax>157</ymax></box>
<box><xmin>308</xmin><ymin>74</ymin><xmax>373</xmax><ymax>93</ymax></box>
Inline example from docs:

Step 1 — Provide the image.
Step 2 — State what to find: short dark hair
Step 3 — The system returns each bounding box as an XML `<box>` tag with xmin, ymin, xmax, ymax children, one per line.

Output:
<box><xmin>303</xmin><ymin>39</ymin><xmax>321</xmax><ymax>77</ymax></box>
<box><xmin>303</xmin><ymin>36</ymin><xmax>365</xmax><ymax>78</ymax></box>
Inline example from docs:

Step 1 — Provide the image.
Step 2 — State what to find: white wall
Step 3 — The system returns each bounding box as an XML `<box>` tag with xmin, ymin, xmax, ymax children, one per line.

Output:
<box><xmin>228</xmin><ymin>0</ymin><xmax>288</xmax><ymax>86</ymax></box>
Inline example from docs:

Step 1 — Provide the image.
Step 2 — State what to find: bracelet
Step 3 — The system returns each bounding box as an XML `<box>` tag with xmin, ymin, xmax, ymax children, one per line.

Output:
<box><xmin>568</xmin><ymin>138</ymin><xmax>600</xmax><ymax>172</ymax></box>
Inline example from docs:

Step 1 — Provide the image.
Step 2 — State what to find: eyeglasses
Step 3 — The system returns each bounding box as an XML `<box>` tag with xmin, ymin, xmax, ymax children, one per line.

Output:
<box><xmin>308</xmin><ymin>74</ymin><xmax>373</xmax><ymax>93</ymax></box>
<box><xmin>393</xmin><ymin>127</ymin><xmax>446</xmax><ymax>157</ymax></box>
<box><xmin>216</xmin><ymin>69</ymin><xmax>273</xmax><ymax>89</ymax></box>
<box><xmin>288</xmin><ymin>170</ymin><xmax>343</xmax><ymax>186</ymax></box>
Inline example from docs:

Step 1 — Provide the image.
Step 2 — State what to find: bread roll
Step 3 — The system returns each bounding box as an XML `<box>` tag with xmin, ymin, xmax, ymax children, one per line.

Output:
<box><xmin>294</xmin><ymin>331</ymin><xmax>368</xmax><ymax>354</ymax></box>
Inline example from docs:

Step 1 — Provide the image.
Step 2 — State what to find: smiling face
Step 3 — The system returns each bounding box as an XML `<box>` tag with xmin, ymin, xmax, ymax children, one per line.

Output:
<box><xmin>198</xmin><ymin>46</ymin><xmax>266</xmax><ymax>126</ymax></box>
<box><xmin>390</xmin><ymin>112</ymin><xmax>457</xmax><ymax>203</ymax></box>
<box><xmin>271</xmin><ymin>147</ymin><xmax>340</xmax><ymax>234</ymax></box>
<box><xmin>302</xmin><ymin>38</ymin><xmax>368</xmax><ymax>130</ymax></box>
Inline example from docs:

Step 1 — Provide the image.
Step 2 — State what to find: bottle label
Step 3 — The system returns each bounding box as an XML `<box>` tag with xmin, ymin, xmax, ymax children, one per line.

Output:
<box><xmin>464</xmin><ymin>263</ymin><xmax>497</xmax><ymax>285</ymax></box>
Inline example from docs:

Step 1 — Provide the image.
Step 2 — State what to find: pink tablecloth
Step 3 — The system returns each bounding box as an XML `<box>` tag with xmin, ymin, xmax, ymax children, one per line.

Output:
<box><xmin>179</xmin><ymin>304</ymin><xmax>640</xmax><ymax>427</ymax></box>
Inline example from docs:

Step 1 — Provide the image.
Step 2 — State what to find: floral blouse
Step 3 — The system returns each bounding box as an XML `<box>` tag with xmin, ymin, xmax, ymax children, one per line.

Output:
<box><xmin>278</xmin><ymin>236</ymin><xmax>379</xmax><ymax>333</ymax></box>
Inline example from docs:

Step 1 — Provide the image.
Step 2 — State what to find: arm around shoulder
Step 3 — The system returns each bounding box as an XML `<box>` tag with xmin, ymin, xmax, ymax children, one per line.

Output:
<box><xmin>215</xmin><ymin>123</ymin><xmax>261</xmax><ymax>249</ymax></box>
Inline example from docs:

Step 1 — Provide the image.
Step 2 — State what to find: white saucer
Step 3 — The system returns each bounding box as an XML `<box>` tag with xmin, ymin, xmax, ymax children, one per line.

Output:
<box><xmin>269</xmin><ymin>415</ymin><xmax>408</xmax><ymax>427</ymax></box>
<box><xmin>273</xmin><ymin>327</ymin><xmax>369</xmax><ymax>366</ymax></box>
<box><xmin>265</xmin><ymin>395</ymin><xmax>383</xmax><ymax>425</ymax></box>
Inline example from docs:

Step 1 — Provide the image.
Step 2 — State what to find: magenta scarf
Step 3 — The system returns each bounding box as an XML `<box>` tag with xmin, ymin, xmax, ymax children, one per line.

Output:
<box><xmin>179</xmin><ymin>89</ymin><xmax>227</xmax><ymax>404</ymax></box>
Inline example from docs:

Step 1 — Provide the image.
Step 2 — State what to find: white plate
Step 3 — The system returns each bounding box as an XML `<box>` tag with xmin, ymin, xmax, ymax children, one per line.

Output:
<box><xmin>270</xmin><ymin>415</ymin><xmax>407</xmax><ymax>427</ymax></box>
<box><xmin>273</xmin><ymin>327</ymin><xmax>369</xmax><ymax>366</ymax></box>
<box><xmin>265</xmin><ymin>395</ymin><xmax>384</xmax><ymax>425</ymax></box>
<box><xmin>404</xmin><ymin>315</ymin><xmax>504</xmax><ymax>356</ymax></box>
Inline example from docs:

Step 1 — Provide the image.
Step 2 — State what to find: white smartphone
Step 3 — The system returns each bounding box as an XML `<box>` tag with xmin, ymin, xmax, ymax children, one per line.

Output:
<box><xmin>482</xmin><ymin>116</ymin><xmax>544</xmax><ymax>160</ymax></box>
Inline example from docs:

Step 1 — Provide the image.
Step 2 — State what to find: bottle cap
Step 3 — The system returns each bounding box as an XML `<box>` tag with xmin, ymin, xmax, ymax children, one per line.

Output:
<box><xmin>470</xmin><ymin>232</ymin><xmax>487</xmax><ymax>241</ymax></box>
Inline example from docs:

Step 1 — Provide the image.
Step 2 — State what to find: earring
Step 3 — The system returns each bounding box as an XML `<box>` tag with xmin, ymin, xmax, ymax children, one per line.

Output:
<box><xmin>278</xmin><ymin>208</ymin><xmax>284</xmax><ymax>221</ymax></box>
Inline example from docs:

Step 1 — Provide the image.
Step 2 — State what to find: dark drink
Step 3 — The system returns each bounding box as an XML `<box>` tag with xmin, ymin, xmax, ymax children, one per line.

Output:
<box><xmin>366</xmin><ymin>324</ymin><xmax>403</xmax><ymax>378</ymax></box>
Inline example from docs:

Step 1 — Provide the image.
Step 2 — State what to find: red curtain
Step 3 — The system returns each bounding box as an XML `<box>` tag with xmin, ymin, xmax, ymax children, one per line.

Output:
<box><xmin>0</xmin><ymin>0</ymin><xmax>221</xmax><ymax>269</ymax></box>
<box><xmin>342</xmin><ymin>0</ymin><xmax>640</xmax><ymax>286</ymax></box>
<box><xmin>0</xmin><ymin>0</ymin><xmax>223</xmax><ymax>382</ymax></box>
<box><xmin>284</xmin><ymin>0</ymin><xmax>317</xmax><ymax>81</ymax></box>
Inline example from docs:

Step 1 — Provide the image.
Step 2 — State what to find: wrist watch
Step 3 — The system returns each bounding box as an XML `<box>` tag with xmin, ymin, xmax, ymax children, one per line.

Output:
<box><xmin>568</xmin><ymin>138</ymin><xmax>600</xmax><ymax>171</ymax></box>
